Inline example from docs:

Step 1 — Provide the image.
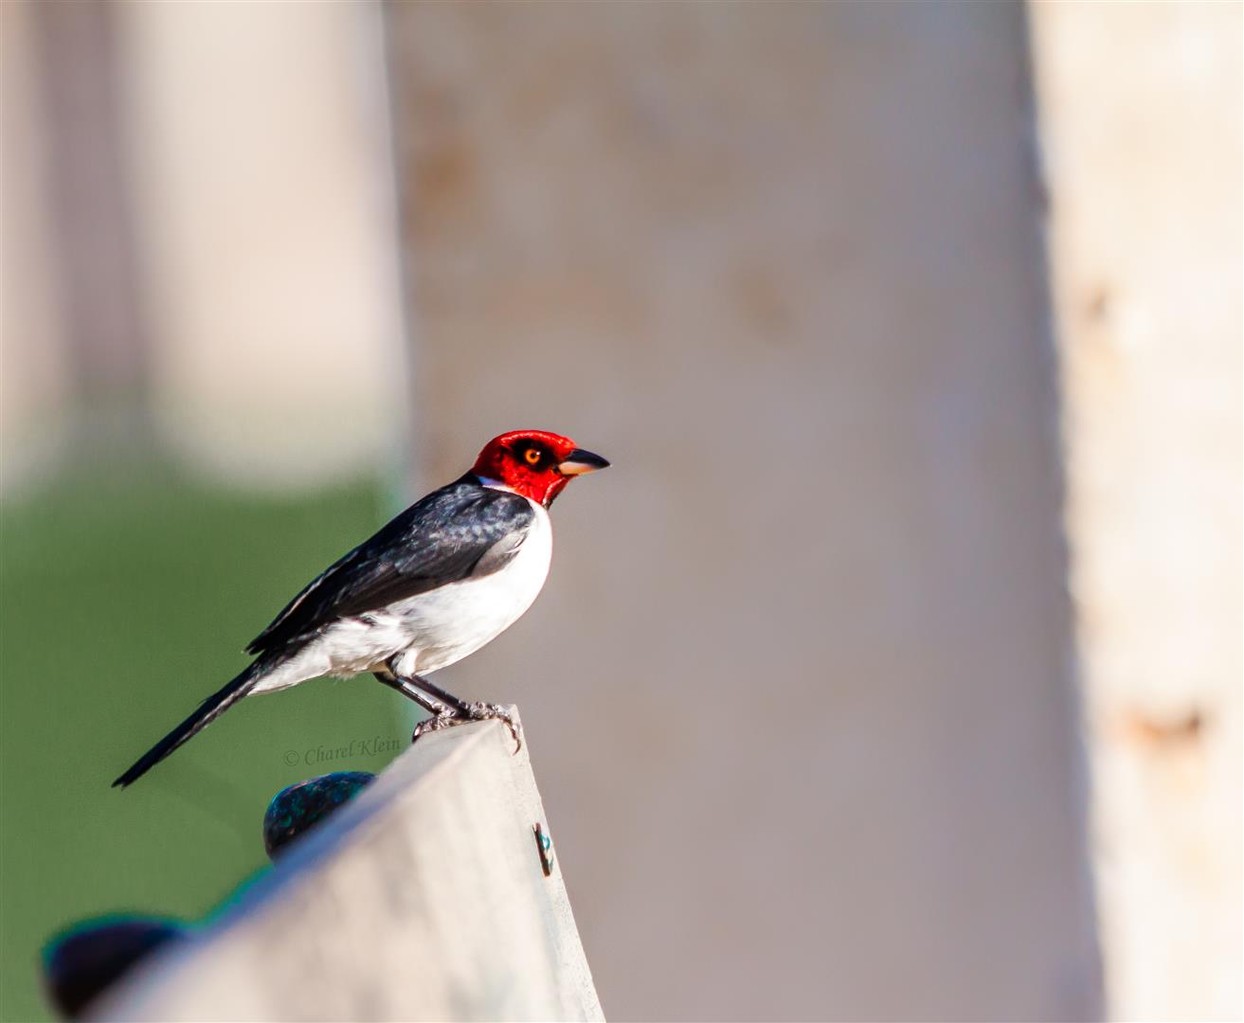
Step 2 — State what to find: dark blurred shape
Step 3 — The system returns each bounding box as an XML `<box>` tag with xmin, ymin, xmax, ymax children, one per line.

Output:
<box><xmin>41</xmin><ymin>915</ymin><xmax>185</xmax><ymax>1020</ymax></box>
<box><xmin>263</xmin><ymin>771</ymin><xmax>376</xmax><ymax>859</ymax></box>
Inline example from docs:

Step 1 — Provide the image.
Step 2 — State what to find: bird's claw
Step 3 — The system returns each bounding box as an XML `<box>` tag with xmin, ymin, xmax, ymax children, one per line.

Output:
<box><xmin>411</xmin><ymin>709</ymin><xmax>458</xmax><ymax>743</ymax></box>
<box><xmin>410</xmin><ymin>703</ymin><xmax>523</xmax><ymax>754</ymax></box>
<box><xmin>463</xmin><ymin>702</ymin><xmax>524</xmax><ymax>753</ymax></box>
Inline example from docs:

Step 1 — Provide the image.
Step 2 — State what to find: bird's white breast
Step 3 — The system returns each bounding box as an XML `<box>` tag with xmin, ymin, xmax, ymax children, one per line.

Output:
<box><xmin>390</xmin><ymin>499</ymin><xmax>553</xmax><ymax>674</ymax></box>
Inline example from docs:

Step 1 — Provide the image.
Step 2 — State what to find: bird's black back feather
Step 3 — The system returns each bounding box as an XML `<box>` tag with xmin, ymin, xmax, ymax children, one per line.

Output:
<box><xmin>246</xmin><ymin>475</ymin><xmax>536</xmax><ymax>660</ymax></box>
<box><xmin>113</xmin><ymin>476</ymin><xmax>533</xmax><ymax>788</ymax></box>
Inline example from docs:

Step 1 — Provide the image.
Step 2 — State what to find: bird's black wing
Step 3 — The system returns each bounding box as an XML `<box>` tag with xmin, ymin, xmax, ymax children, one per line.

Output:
<box><xmin>246</xmin><ymin>476</ymin><xmax>535</xmax><ymax>659</ymax></box>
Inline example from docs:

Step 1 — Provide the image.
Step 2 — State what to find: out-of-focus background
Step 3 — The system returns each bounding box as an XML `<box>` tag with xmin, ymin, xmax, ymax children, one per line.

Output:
<box><xmin>1</xmin><ymin>3</ymin><xmax>1239</xmax><ymax>1021</ymax></box>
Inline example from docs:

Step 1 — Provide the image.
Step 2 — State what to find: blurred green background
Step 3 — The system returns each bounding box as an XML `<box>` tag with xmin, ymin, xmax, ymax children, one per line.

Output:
<box><xmin>0</xmin><ymin>466</ymin><xmax>410</xmax><ymax>1020</ymax></box>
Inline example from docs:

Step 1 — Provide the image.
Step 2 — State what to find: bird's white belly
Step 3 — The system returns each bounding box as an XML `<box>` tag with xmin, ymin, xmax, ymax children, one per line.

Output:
<box><xmin>385</xmin><ymin>511</ymin><xmax>552</xmax><ymax>674</ymax></box>
<box><xmin>253</xmin><ymin>502</ymin><xmax>552</xmax><ymax>692</ymax></box>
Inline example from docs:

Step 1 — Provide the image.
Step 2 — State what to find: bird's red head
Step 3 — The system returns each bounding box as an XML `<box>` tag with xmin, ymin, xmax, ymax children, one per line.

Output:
<box><xmin>471</xmin><ymin>430</ymin><xmax>610</xmax><ymax>507</ymax></box>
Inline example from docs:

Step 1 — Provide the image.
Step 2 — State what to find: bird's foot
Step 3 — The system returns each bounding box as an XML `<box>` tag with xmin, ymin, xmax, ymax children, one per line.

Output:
<box><xmin>462</xmin><ymin>702</ymin><xmax>524</xmax><ymax>753</ymax></box>
<box><xmin>409</xmin><ymin>703</ymin><xmax>523</xmax><ymax>753</ymax></box>
<box><xmin>411</xmin><ymin>708</ymin><xmax>459</xmax><ymax>743</ymax></box>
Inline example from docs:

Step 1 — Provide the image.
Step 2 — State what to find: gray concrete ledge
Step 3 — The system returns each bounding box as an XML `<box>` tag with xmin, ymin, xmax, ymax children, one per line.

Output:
<box><xmin>93</xmin><ymin>717</ymin><xmax>603</xmax><ymax>1022</ymax></box>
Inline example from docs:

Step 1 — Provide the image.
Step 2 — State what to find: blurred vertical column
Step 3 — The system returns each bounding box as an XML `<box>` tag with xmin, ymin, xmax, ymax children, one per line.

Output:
<box><xmin>1</xmin><ymin>0</ymin><xmax>65</xmax><ymax>491</ymax></box>
<box><xmin>2</xmin><ymin>1</ymin><xmax>122</xmax><ymax>491</ymax></box>
<box><xmin>1031</xmin><ymin>5</ymin><xmax>1242</xmax><ymax>1020</ymax></box>
<box><xmin>117</xmin><ymin>0</ymin><xmax>412</xmax><ymax>490</ymax></box>
<box><xmin>383</xmin><ymin>5</ymin><xmax>1099</xmax><ymax>1020</ymax></box>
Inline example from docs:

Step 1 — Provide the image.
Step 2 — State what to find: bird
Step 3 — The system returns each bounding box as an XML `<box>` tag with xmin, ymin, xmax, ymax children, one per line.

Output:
<box><xmin>113</xmin><ymin>429</ymin><xmax>609</xmax><ymax>788</ymax></box>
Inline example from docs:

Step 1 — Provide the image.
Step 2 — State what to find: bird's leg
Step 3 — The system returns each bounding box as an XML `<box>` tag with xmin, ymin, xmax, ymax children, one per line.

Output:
<box><xmin>373</xmin><ymin>672</ymin><xmax>452</xmax><ymax>721</ymax></box>
<box><xmin>397</xmin><ymin>673</ymin><xmax>524</xmax><ymax>753</ymax></box>
<box><xmin>373</xmin><ymin>667</ymin><xmax>467</xmax><ymax>741</ymax></box>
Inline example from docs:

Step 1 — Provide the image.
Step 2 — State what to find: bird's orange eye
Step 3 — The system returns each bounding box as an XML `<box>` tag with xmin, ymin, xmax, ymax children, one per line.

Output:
<box><xmin>523</xmin><ymin>448</ymin><xmax>542</xmax><ymax>466</ymax></box>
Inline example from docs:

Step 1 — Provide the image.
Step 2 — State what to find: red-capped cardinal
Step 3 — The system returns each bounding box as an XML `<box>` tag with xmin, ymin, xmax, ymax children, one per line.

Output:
<box><xmin>114</xmin><ymin>430</ymin><xmax>609</xmax><ymax>787</ymax></box>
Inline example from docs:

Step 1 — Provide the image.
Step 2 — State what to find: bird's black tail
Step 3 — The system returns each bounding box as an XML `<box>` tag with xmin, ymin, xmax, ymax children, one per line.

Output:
<box><xmin>112</xmin><ymin>662</ymin><xmax>265</xmax><ymax>788</ymax></box>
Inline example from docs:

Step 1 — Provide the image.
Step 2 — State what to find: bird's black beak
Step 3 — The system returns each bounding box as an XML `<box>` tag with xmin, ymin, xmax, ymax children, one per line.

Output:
<box><xmin>558</xmin><ymin>448</ymin><xmax>610</xmax><ymax>476</ymax></box>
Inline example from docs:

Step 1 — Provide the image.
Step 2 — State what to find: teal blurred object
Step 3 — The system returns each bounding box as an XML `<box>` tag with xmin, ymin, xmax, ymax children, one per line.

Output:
<box><xmin>263</xmin><ymin>771</ymin><xmax>376</xmax><ymax>858</ymax></box>
<box><xmin>0</xmin><ymin>465</ymin><xmax>411</xmax><ymax>1022</ymax></box>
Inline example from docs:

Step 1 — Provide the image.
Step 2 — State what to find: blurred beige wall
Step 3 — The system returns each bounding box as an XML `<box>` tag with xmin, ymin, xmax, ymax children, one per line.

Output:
<box><xmin>1</xmin><ymin>1</ymin><xmax>410</xmax><ymax>492</ymax></box>
<box><xmin>1031</xmin><ymin>5</ymin><xmax>1243</xmax><ymax>1020</ymax></box>
<box><xmin>387</xmin><ymin>4</ymin><xmax>1099</xmax><ymax>1020</ymax></box>
<box><xmin>1</xmin><ymin>1</ymin><xmax>71</xmax><ymax>490</ymax></box>
<box><xmin>118</xmin><ymin>1</ymin><xmax>409</xmax><ymax>489</ymax></box>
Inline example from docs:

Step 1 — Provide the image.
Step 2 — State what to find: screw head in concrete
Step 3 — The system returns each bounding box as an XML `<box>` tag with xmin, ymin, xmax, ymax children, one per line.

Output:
<box><xmin>533</xmin><ymin>822</ymin><xmax>555</xmax><ymax>877</ymax></box>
